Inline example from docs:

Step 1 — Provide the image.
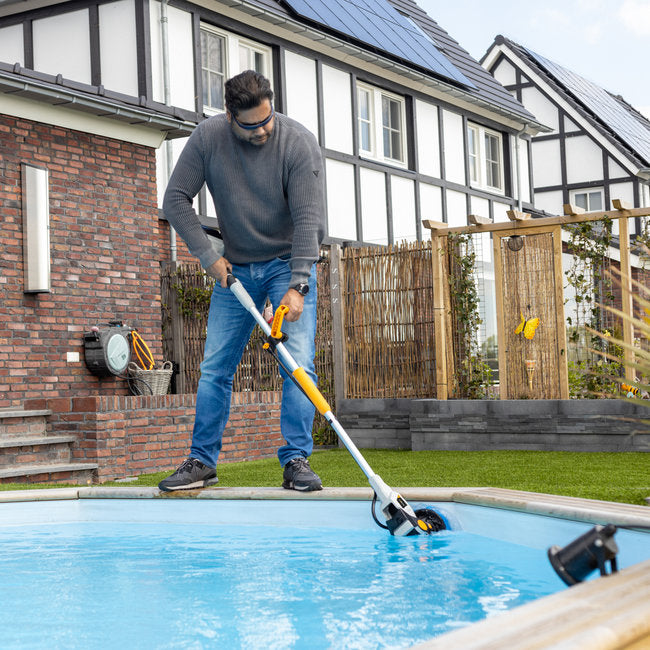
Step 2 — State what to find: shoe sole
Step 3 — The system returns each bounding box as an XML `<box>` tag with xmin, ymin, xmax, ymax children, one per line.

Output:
<box><xmin>282</xmin><ymin>479</ymin><xmax>323</xmax><ymax>492</ymax></box>
<box><xmin>158</xmin><ymin>476</ymin><xmax>219</xmax><ymax>492</ymax></box>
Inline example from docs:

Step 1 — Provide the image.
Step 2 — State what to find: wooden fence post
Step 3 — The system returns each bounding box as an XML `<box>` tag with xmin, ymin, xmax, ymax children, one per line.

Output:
<box><xmin>329</xmin><ymin>244</ymin><xmax>347</xmax><ymax>404</ymax></box>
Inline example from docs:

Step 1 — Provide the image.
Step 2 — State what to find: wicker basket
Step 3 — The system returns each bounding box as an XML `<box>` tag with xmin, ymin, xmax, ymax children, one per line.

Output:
<box><xmin>127</xmin><ymin>361</ymin><xmax>173</xmax><ymax>396</ymax></box>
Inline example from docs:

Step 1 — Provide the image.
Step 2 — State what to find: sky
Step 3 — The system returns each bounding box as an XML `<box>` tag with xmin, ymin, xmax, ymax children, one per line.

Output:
<box><xmin>417</xmin><ymin>0</ymin><xmax>650</xmax><ymax>120</ymax></box>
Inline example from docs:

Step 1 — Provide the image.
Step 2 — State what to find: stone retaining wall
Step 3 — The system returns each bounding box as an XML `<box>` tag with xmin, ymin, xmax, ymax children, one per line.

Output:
<box><xmin>337</xmin><ymin>399</ymin><xmax>649</xmax><ymax>452</ymax></box>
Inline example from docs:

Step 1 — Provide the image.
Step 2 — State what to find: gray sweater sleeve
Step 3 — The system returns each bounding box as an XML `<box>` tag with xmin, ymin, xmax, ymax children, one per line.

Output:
<box><xmin>162</xmin><ymin>126</ymin><xmax>224</xmax><ymax>270</ymax></box>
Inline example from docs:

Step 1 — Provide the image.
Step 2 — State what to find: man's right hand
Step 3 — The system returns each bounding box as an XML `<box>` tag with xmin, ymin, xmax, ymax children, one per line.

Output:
<box><xmin>206</xmin><ymin>257</ymin><xmax>233</xmax><ymax>287</ymax></box>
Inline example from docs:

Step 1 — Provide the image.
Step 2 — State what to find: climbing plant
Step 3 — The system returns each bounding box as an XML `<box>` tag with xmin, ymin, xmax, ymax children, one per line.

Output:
<box><xmin>447</xmin><ymin>232</ymin><xmax>492</xmax><ymax>398</ymax></box>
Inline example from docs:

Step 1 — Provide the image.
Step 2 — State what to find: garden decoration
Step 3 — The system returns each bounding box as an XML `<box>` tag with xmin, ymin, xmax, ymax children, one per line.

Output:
<box><xmin>526</xmin><ymin>359</ymin><xmax>536</xmax><ymax>391</ymax></box>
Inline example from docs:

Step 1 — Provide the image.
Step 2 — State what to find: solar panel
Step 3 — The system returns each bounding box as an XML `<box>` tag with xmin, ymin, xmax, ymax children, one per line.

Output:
<box><xmin>525</xmin><ymin>47</ymin><xmax>650</xmax><ymax>165</ymax></box>
<box><xmin>282</xmin><ymin>0</ymin><xmax>474</xmax><ymax>88</ymax></box>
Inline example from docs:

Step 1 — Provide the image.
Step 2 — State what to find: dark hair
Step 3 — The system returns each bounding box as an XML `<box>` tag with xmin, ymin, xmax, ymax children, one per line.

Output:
<box><xmin>224</xmin><ymin>70</ymin><xmax>274</xmax><ymax>116</ymax></box>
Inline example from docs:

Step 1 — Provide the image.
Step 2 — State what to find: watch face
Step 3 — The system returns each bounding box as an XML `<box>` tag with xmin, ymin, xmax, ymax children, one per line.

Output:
<box><xmin>105</xmin><ymin>333</ymin><xmax>130</xmax><ymax>374</ymax></box>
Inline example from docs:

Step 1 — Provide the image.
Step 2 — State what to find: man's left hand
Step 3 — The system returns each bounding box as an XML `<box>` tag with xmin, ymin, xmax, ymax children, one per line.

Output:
<box><xmin>281</xmin><ymin>289</ymin><xmax>304</xmax><ymax>322</ymax></box>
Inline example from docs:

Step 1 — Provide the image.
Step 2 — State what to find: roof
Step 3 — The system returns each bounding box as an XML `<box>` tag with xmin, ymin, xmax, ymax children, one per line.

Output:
<box><xmin>0</xmin><ymin>61</ymin><xmax>198</xmax><ymax>139</ymax></box>
<box><xmin>492</xmin><ymin>36</ymin><xmax>650</xmax><ymax>168</ymax></box>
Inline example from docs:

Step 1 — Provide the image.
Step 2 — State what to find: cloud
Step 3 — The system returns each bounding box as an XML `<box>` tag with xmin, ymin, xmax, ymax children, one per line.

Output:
<box><xmin>618</xmin><ymin>0</ymin><xmax>650</xmax><ymax>36</ymax></box>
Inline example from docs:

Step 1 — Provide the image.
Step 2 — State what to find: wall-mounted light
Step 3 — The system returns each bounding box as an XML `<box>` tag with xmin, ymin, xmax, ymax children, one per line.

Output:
<box><xmin>548</xmin><ymin>524</ymin><xmax>619</xmax><ymax>586</ymax></box>
<box><xmin>21</xmin><ymin>164</ymin><xmax>51</xmax><ymax>293</ymax></box>
<box><xmin>506</xmin><ymin>235</ymin><xmax>524</xmax><ymax>252</ymax></box>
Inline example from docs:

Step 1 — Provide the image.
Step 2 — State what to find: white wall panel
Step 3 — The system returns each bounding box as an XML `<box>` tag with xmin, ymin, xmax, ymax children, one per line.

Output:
<box><xmin>0</xmin><ymin>25</ymin><xmax>23</xmax><ymax>65</ymax></box>
<box><xmin>100</xmin><ymin>0</ymin><xmax>138</xmax><ymax>97</ymax></box>
<box><xmin>492</xmin><ymin>201</ymin><xmax>511</xmax><ymax>223</ymax></box>
<box><xmin>492</xmin><ymin>59</ymin><xmax>517</xmax><ymax>86</ymax></box>
<box><xmin>445</xmin><ymin>189</ymin><xmax>467</xmax><ymax>227</ymax></box>
<box><xmin>608</xmin><ymin>157</ymin><xmax>630</xmax><ymax>179</ymax></box>
<box><xmin>534</xmin><ymin>190</ymin><xmax>563</xmax><ymax>216</ymax></box>
<box><xmin>609</xmin><ymin>181</ymin><xmax>634</xmax><ymax>235</ymax></box>
<box><xmin>359</xmin><ymin>168</ymin><xmax>387</xmax><ymax>244</ymax></box>
<box><xmin>470</xmin><ymin>195</ymin><xmax>490</xmax><ymax>221</ymax></box>
<box><xmin>391</xmin><ymin>176</ymin><xmax>416</xmax><ymax>242</ymax></box>
<box><xmin>284</xmin><ymin>51</ymin><xmax>319</xmax><ymax>139</ymax></box>
<box><xmin>442</xmin><ymin>110</ymin><xmax>465</xmax><ymax>185</ymax></box>
<box><xmin>33</xmin><ymin>10</ymin><xmax>91</xmax><ymax>83</ymax></box>
<box><xmin>531</xmin><ymin>139</ymin><xmax>562</xmax><ymax>188</ymax></box>
<box><xmin>419</xmin><ymin>182</ymin><xmax>441</xmax><ymax>224</ymax></box>
<box><xmin>326</xmin><ymin>159</ymin><xmax>356</xmax><ymax>240</ymax></box>
<box><xmin>150</xmin><ymin>1</ymin><xmax>195</xmax><ymax>111</ymax></box>
<box><xmin>322</xmin><ymin>64</ymin><xmax>352</xmax><ymax>154</ymax></box>
<box><xmin>566</xmin><ymin>135</ymin><xmax>603</xmax><ymax>185</ymax></box>
<box><xmin>415</xmin><ymin>99</ymin><xmax>440</xmax><ymax>178</ymax></box>
<box><xmin>564</xmin><ymin>116</ymin><xmax>580</xmax><ymax>133</ymax></box>
<box><xmin>521</xmin><ymin>86</ymin><xmax>558</xmax><ymax>133</ymax></box>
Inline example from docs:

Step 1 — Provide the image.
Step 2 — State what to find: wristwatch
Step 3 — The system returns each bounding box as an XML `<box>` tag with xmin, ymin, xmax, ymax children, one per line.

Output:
<box><xmin>291</xmin><ymin>282</ymin><xmax>310</xmax><ymax>296</ymax></box>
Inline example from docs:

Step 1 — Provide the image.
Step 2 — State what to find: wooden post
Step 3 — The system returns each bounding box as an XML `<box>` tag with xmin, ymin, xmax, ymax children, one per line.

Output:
<box><xmin>329</xmin><ymin>244</ymin><xmax>348</xmax><ymax>404</ymax></box>
<box><xmin>614</xmin><ymin>202</ymin><xmax>635</xmax><ymax>382</ymax></box>
<box><xmin>424</xmin><ymin>221</ymin><xmax>451</xmax><ymax>400</ymax></box>
<box><xmin>492</xmin><ymin>234</ymin><xmax>508</xmax><ymax>399</ymax></box>
<box><xmin>551</xmin><ymin>226</ymin><xmax>569</xmax><ymax>398</ymax></box>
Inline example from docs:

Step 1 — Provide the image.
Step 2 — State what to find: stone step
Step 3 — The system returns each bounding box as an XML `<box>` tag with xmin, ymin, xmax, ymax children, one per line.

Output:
<box><xmin>0</xmin><ymin>409</ymin><xmax>52</xmax><ymax>437</ymax></box>
<box><xmin>0</xmin><ymin>436</ymin><xmax>79</xmax><ymax>468</ymax></box>
<box><xmin>0</xmin><ymin>463</ymin><xmax>98</xmax><ymax>485</ymax></box>
<box><xmin>0</xmin><ymin>435</ymin><xmax>77</xmax><ymax>449</ymax></box>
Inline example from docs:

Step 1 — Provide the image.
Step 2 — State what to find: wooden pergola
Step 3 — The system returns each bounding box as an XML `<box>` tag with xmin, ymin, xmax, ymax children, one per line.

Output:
<box><xmin>424</xmin><ymin>202</ymin><xmax>649</xmax><ymax>400</ymax></box>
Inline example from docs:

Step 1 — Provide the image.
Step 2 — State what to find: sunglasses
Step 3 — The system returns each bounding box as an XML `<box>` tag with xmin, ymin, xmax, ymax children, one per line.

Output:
<box><xmin>232</xmin><ymin>105</ymin><xmax>275</xmax><ymax>130</ymax></box>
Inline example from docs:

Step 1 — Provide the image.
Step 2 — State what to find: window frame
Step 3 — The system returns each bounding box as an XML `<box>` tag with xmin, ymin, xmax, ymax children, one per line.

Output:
<box><xmin>356</xmin><ymin>82</ymin><xmax>407</xmax><ymax>168</ymax></box>
<box><xmin>466</xmin><ymin>122</ymin><xmax>505</xmax><ymax>194</ymax></box>
<box><xmin>199</xmin><ymin>23</ymin><xmax>273</xmax><ymax>116</ymax></box>
<box><xmin>569</xmin><ymin>188</ymin><xmax>604</xmax><ymax>212</ymax></box>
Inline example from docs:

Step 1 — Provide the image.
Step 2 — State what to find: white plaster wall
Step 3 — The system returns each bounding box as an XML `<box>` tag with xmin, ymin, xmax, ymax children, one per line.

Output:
<box><xmin>419</xmin><ymin>182</ymin><xmax>442</xmax><ymax>223</ymax></box>
<box><xmin>445</xmin><ymin>189</ymin><xmax>467</xmax><ymax>227</ymax></box>
<box><xmin>608</xmin><ymin>156</ymin><xmax>630</xmax><ymax>180</ymax></box>
<box><xmin>0</xmin><ymin>25</ymin><xmax>23</xmax><ymax>65</ymax></box>
<box><xmin>521</xmin><ymin>86</ymin><xmax>558</xmax><ymax>133</ymax></box>
<box><xmin>564</xmin><ymin>115</ymin><xmax>580</xmax><ymax>133</ymax></box>
<box><xmin>33</xmin><ymin>10</ymin><xmax>91</xmax><ymax>83</ymax></box>
<box><xmin>441</xmin><ymin>109</ymin><xmax>465</xmax><ymax>185</ymax></box>
<box><xmin>325</xmin><ymin>159</ymin><xmax>357</xmax><ymax>240</ymax></box>
<box><xmin>470</xmin><ymin>195</ymin><xmax>490</xmax><ymax>222</ymax></box>
<box><xmin>565</xmin><ymin>135</ymin><xmax>603</xmax><ymax>185</ymax></box>
<box><xmin>532</xmin><ymin>139</ymin><xmax>562</xmax><ymax>188</ymax></box>
<box><xmin>99</xmin><ymin>0</ymin><xmax>138</xmax><ymax>97</ymax></box>
<box><xmin>322</xmin><ymin>64</ymin><xmax>352</xmax><ymax>154</ymax></box>
<box><xmin>492</xmin><ymin>201</ymin><xmax>512</xmax><ymax>223</ymax></box>
<box><xmin>391</xmin><ymin>176</ymin><xmax>417</xmax><ymax>242</ymax></box>
<box><xmin>534</xmin><ymin>190</ymin><xmax>564</xmax><ymax>216</ymax></box>
<box><xmin>609</xmin><ymin>181</ymin><xmax>635</xmax><ymax>236</ymax></box>
<box><xmin>514</xmin><ymin>135</ymin><xmax>531</xmax><ymax>204</ymax></box>
<box><xmin>491</xmin><ymin>58</ymin><xmax>517</xmax><ymax>87</ymax></box>
<box><xmin>150</xmin><ymin>1</ymin><xmax>195</xmax><ymax>111</ymax></box>
<box><xmin>415</xmin><ymin>99</ymin><xmax>440</xmax><ymax>178</ymax></box>
<box><xmin>284</xmin><ymin>51</ymin><xmax>319</xmax><ymax>140</ymax></box>
<box><xmin>359</xmin><ymin>167</ymin><xmax>387</xmax><ymax>244</ymax></box>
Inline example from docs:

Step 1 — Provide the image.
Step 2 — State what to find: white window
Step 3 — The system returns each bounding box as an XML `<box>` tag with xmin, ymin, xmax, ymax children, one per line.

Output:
<box><xmin>357</xmin><ymin>83</ymin><xmax>407</xmax><ymax>167</ymax></box>
<box><xmin>200</xmin><ymin>24</ymin><xmax>272</xmax><ymax>115</ymax></box>
<box><xmin>570</xmin><ymin>188</ymin><xmax>604</xmax><ymax>212</ymax></box>
<box><xmin>467</xmin><ymin>123</ymin><xmax>504</xmax><ymax>193</ymax></box>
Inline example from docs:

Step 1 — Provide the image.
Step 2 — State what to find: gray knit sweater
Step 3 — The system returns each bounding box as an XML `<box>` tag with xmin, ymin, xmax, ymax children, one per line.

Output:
<box><xmin>162</xmin><ymin>112</ymin><xmax>326</xmax><ymax>285</ymax></box>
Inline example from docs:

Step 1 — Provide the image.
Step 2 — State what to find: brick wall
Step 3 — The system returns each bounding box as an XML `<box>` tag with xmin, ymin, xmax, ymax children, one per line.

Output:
<box><xmin>0</xmin><ymin>114</ymin><xmax>164</xmax><ymax>407</ymax></box>
<box><xmin>24</xmin><ymin>391</ymin><xmax>283</xmax><ymax>481</ymax></box>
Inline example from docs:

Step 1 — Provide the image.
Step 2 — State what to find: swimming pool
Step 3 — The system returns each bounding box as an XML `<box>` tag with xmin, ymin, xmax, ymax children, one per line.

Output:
<box><xmin>1</xmin><ymin>488</ymin><xmax>649</xmax><ymax>649</ymax></box>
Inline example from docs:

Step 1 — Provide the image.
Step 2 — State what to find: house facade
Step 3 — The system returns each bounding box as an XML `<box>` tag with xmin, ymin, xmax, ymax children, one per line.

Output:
<box><xmin>0</xmin><ymin>0</ymin><xmax>546</xmax><ymax>409</ymax></box>
<box><xmin>482</xmin><ymin>35</ymin><xmax>650</xmax><ymax>236</ymax></box>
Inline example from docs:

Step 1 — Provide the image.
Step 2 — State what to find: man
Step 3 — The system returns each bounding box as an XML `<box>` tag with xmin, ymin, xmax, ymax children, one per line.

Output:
<box><xmin>159</xmin><ymin>70</ymin><xmax>326</xmax><ymax>492</ymax></box>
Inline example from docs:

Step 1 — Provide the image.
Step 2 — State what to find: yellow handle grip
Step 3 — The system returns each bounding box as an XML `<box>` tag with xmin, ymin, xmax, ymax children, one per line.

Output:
<box><xmin>271</xmin><ymin>305</ymin><xmax>290</xmax><ymax>339</ymax></box>
<box><xmin>292</xmin><ymin>367</ymin><xmax>332</xmax><ymax>415</ymax></box>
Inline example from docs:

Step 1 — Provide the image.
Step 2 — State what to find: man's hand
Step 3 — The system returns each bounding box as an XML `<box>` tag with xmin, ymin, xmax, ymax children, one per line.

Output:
<box><xmin>281</xmin><ymin>288</ymin><xmax>304</xmax><ymax>322</ymax></box>
<box><xmin>206</xmin><ymin>257</ymin><xmax>233</xmax><ymax>287</ymax></box>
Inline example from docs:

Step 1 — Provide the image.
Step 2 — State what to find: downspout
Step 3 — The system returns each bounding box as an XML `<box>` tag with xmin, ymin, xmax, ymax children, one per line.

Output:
<box><xmin>160</xmin><ymin>0</ymin><xmax>177</xmax><ymax>262</ymax></box>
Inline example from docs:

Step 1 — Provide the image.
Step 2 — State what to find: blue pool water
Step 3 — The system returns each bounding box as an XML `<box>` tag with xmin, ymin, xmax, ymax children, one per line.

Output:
<box><xmin>0</xmin><ymin>499</ymin><xmax>648</xmax><ymax>649</ymax></box>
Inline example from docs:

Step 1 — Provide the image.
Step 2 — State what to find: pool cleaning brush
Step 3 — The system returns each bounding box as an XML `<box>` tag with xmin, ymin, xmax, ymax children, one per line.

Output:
<box><xmin>227</xmin><ymin>273</ymin><xmax>445</xmax><ymax>537</ymax></box>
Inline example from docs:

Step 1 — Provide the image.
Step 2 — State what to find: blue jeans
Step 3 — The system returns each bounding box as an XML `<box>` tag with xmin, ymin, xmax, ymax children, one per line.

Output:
<box><xmin>190</xmin><ymin>257</ymin><xmax>318</xmax><ymax>468</ymax></box>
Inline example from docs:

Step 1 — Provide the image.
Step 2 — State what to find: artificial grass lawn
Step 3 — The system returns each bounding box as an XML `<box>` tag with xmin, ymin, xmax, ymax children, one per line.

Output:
<box><xmin>2</xmin><ymin>450</ymin><xmax>648</xmax><ymax>506</ymax></box>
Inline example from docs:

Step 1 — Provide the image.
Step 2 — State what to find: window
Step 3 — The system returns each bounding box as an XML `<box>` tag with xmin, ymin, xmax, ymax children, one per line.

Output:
<box><xmin>467</xmin><ymin>123</ymin><xmax>504</xmax><ymax>192</ymax></box>
<box><xmin>356</xmin><ymin>83</ymin><xmax>407</xmax><ymax>166</ymax></box>
<box><xmin>570</xmin><ymin>189</ymin><xmax>603</xmax><ymax>212</ymax></box>
<box><xmin>200</xmin><ymin>24</ymin><xmax>272</xmax><ymax>115</ymax></box>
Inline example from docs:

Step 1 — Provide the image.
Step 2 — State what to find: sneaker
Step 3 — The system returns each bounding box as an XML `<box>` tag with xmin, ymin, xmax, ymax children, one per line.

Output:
<box><xmin>282</xmin><ymin>457</ymin><xmax>323</xmax><ymax>492</ymax></box>
<box><xmin>158</xmin><ymin>457</ymin><xmax>218</xmax><ymax>492</ymax></box>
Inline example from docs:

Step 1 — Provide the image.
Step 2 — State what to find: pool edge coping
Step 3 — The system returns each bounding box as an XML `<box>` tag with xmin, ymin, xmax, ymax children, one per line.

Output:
<box><xmin>1</xmin><ymin>486</ymin><xmax>650</xmax><ymax>649</ymax></box>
